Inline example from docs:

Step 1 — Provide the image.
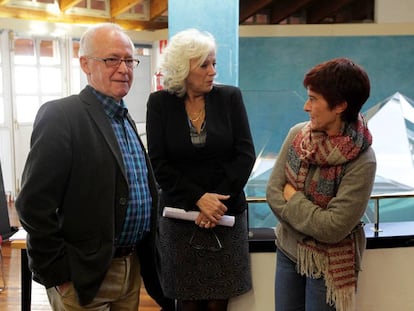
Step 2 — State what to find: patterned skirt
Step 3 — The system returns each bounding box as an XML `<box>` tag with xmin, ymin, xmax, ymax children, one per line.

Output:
<box><xmin>157</xmin><ymin>210</ymin><xmax>252</xmax><ymax>300</ymax></box>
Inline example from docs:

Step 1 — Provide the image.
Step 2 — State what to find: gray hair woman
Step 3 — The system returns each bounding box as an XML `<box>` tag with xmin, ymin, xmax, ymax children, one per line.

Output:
<box><xmin>161</xmin><ymin>28</ymin><xmax>217</xmax><ymax>97</ymax></box>
<box><xmin>146</xmin><ymin>28</ymin><xmax>256</xmax><ymax>311</ymax></box>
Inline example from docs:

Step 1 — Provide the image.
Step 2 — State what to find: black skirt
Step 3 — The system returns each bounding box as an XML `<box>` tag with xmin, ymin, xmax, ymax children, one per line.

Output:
<box><xmin>157</xmin><ymin>210</ymin><xmax>252</xmax><ymax>300</ymax></box>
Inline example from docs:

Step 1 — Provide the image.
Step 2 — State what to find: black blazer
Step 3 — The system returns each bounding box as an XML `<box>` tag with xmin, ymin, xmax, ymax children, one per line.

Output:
<box><xmin>146</xmin><ymin>84</ymin><xmax>256</xmax><ymax>214</ymax></box>
<box><xmin>15</xmin><ymin>86</ymin><xmax>159</xmax><ymax>305</ymax></box>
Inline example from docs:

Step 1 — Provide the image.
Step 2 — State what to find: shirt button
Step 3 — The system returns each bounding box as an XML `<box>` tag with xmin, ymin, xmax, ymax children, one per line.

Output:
<box><xmin>119</xmin><ymin>197</ymin><xmax>128</xmax><ymax>205</ymax></box>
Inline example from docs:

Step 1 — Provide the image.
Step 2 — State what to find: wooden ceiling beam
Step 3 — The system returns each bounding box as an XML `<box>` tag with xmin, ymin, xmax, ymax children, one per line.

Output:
<box><xmin>307</xmin><ymin>0</ymin><xmax>355</xmax><ymax>23</ymax></box>
<box><xmin>110</xmin><ymin>0</ymin><xmax>141</xmax><ymax>17</ymax></box>
<box><xmin>269</xmin><ymin>0</ymin><xmax>315</xmax><ymax>24</ymax></box>
<box><xmin>59</xmin><ymin>0</ymin><xmax>83</xmax><ymax>12</ymax></box>
<box><xmin>0</xmin><ymin>6</ymin><xmax>102</xmax><ymax>24</ymax></box>
<box><xmin>0</xmin><ymin>6</ymin><xmax>167</xmax><ymax>31</ymax></box>
<box><xmin>118</xmin><ymin>19</ymin><xmax>167</xmax><ymax>30</ymax></box>
<box><xmin>350</xmin><ymin>0</ymin><xmax>374</xmax><ymax>21</ymax></box>
<box><xmin>149</xmin><ymin>0</ymin><xmax>167</xmax><ymax>21</ymax></box>
<box><xmin>239</xmin><ymin>0</ymin><xmax>273</xmax><ymax>23</ymax></box>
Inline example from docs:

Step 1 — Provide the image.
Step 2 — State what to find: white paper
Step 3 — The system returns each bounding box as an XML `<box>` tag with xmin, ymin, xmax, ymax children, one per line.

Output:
<box><xmin>162</xmin><ymin>207</ymin><xmax>235</xmax><ymax>227</ymax></box>
<box><xmin>9</xmin><ymin>228</ymin><xmax>27</xmax><ymax>241</ymax></box>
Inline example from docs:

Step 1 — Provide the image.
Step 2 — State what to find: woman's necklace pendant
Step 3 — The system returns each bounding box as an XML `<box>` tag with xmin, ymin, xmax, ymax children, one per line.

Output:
<box><xmin>188</xmin><ymin>108</ymin><xmax>204</xmax><ymax>122</ymax></box>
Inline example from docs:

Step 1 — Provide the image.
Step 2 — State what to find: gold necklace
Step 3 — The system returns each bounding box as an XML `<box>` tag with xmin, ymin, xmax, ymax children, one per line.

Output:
<box><xmin>187</xmin><ymin>108</ymin><xmax>205</xmax><ymax>122</ymax></box>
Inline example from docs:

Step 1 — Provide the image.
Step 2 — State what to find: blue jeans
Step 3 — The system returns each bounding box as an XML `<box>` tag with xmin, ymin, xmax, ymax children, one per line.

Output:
<box><xmin>275</xmin><ymin>249</ymin><xmax>336</xmax><ymax>311</ymax></box>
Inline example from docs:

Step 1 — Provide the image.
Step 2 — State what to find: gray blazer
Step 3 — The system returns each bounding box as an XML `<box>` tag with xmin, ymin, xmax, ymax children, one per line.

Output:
<box><xmin>15</xmin><ymin>86</ymin><xmax>159</xmax><ymax>305</ymax></box>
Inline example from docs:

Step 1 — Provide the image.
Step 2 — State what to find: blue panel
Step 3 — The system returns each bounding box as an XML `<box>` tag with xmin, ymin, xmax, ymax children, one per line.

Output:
<box><xmin>168</xmin><ymin>0</ymin><xmax>239</xmax><ymax>86</ymax></box>
<box><xmin>239</xmin><ymin>36</ymin><xmax>414</xmax><ymax>110</ymax></box>
<box><xmin>239</xmin><ymin>35</ymin><xmax>414</xmax><ymax>229</ymax></box>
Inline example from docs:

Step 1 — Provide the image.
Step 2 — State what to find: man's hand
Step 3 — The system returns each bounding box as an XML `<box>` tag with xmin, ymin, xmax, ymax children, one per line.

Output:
<box><xmin>56</xmin><ymin>282</ymin><xmax>71</xmax><ymax>295</ymax></box>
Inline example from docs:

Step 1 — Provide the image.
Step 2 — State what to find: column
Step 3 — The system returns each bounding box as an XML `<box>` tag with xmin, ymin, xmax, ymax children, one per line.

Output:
<box><xmin>168</xmin><ymin>0</ymin><xmax>239</xmax><ymax>86</ymax></box>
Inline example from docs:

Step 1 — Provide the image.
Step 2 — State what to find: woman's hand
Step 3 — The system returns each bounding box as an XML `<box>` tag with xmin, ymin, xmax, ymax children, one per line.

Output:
<box><xmin>283</xmin><ymin>183</ymin><xmax>297</xmax><ymax>202</ymax></box>
<box><xmin>195</xmin><ymin>193</ymin><xmax>229</xmax><ymax>228</ymax></box>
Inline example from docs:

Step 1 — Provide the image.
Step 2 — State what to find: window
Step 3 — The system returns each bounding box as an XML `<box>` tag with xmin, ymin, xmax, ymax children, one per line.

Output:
<box><xmin>71</xmin><ymin>40</ymin><xmax>81</xmax><ymax>95</ymax></box>
<box><xmin>244</xmin><ymin>91</ymin><xmax>414</xmax><ymax>229</ymax></box>
<box><xmin>0</xmin><ymin>49</ymin><xmax>4</xmax><ymax>124</ymax></box>
<box><xmin>13</xmin><ymin>37</ymin><xmax>64</xmax><ymax>123</ymax></box>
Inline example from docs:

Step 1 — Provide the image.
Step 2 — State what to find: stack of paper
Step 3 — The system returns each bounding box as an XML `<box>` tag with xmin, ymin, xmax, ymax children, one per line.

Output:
<box><xmin>162</xmin><ymin>207</ymin><xmax>235</xmax><ymax>227</ymax></box>
<box><xmin>9</xmin><ymin>227</ymin><xmax>27</xmax><ymax>240</ymax></box>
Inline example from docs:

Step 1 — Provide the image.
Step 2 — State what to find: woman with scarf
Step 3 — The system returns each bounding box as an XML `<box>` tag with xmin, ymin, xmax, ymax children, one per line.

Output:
<box><xmin>266</xmin><ymin>57</ymin><xmax>376</xmax><ymax>311</ymax></box>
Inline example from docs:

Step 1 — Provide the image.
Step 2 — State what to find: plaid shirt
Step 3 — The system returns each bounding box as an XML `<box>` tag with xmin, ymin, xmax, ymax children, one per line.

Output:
<box><xmin>92</xmin><ymin>87</ymin><xmax>151</xmax><ymax>246</ymax></box>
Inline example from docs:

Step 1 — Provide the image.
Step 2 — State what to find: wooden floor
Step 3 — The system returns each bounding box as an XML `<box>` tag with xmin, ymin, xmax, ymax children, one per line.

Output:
<box><xmin>0</xmin><ymin>201</ymin><xmax>161</xmax><ymax>311</ymax></box>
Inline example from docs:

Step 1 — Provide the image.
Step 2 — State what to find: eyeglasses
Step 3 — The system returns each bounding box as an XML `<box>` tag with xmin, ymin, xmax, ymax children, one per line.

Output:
<box><xmin>189</xmin><ymin>228</ymin><xmax>223</xmax><ymax>252</ymax></box>
<box><xmin>87</xmin><ymin>56</ymin><xmax>140</xmax><ymax>69</ymax></box>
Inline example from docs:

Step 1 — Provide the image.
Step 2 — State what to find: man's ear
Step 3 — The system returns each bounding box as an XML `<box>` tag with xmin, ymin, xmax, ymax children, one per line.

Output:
<box><xmin>79</xmin><ymin>56</ymin><xmax>91</xmax><ymax>75</ymax></box>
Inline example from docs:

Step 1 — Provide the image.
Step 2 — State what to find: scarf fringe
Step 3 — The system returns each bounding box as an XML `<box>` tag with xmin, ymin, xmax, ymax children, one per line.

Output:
<box><xmin>326</xmin><ymin>284</ymin><xmax>356</xmax><ymax>311</ymax></box>
<box><xmin>297</xmin><ymin>243</ymin><xmax>356</xmax><ymax>311</ymax></box>
<box><xmin>297</xmin><ymin>242</ymin><xmax>327</xmax><ymax>278</ymax></box>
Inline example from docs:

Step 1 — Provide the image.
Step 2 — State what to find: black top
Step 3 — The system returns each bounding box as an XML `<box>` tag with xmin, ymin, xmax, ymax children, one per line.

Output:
<box><xmin>146</xmin><ymin>84</ymin><xmax>256</xmax><ymax>215</ymax></box>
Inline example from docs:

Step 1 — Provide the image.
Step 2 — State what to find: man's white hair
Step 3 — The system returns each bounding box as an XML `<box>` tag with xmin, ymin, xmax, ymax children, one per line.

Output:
<box><xmin>78</xmin><ymin>23</ymin><xmax>134</xmax><ymax>57</ymax></box>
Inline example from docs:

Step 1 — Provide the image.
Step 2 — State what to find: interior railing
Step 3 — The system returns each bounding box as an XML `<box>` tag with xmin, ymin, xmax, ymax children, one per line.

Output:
<box><xmin>246</xmin><ymin>191</ymin><xmax>414</xmax><ymax>236</ymax></box>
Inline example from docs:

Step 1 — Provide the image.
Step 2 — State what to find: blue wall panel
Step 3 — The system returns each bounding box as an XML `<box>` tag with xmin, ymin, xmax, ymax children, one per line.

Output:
<box><xmin>240</xmin><ymin>35</ymin><xmax>414</xmax><ymax>154</ymax></box>
<box><xmin>168</xmin><ymin>0</ymin><xmax>239</xmax><ymax>86</ymax></box>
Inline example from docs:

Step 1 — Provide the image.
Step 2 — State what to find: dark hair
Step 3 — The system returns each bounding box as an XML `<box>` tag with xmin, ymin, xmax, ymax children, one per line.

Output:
<box><xmin>303</xmin><ymin>57</ymin><xmax>370</xmax><ymax>123</ymax></box>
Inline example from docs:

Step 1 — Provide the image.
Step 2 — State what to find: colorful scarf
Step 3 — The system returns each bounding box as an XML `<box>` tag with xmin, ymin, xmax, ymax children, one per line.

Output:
<box><xmin>285</xmin><ymin>114</ymin><xmax>372</xmax><ymax>311</ymax></box>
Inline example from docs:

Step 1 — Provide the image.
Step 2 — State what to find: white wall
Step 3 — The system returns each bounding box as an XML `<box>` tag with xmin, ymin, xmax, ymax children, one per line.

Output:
<box><xmin>357</xmin><ymin>248</ymin><xmax>414</xmax><ymax>310</ymax></box>
<box><xmin>376</xmin><ymin>0</ymin><xmax>414</xmax><ymax>23</ymax></box>
<box><xmin>229</xmin><ymin>252</ymin><xmax>276</xmax><ymax>310</ymax></box>
<box><xmin>229</xmin><ymin>247</ymin><xmax>414</xmax><ymax>311</ymax></box>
